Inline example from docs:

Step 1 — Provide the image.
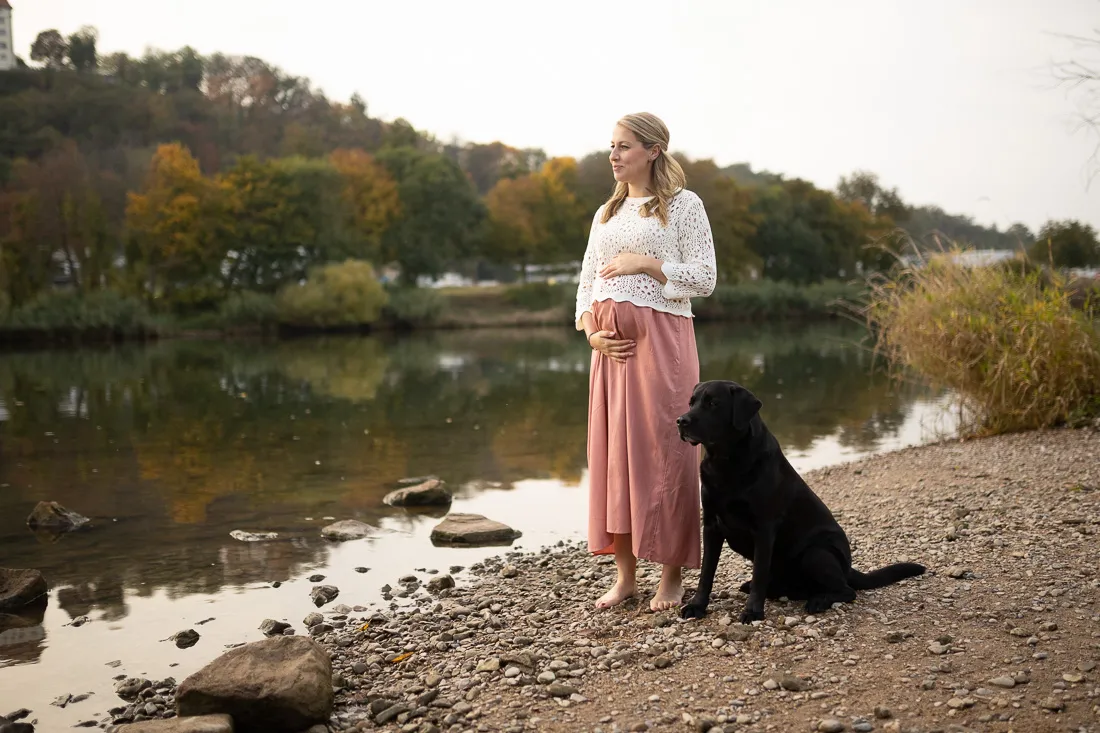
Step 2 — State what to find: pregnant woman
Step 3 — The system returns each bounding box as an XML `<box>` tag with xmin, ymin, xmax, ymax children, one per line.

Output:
<box><xmin>575</xmin><ymin>111</ymin><xmax>717</xmax><ymax>611</ymax></box>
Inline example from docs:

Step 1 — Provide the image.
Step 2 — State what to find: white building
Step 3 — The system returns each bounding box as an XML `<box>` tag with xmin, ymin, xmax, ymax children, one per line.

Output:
<box><xmin>0</xmin><ymin>0</ymin><xmax>13</xmax><ymax>72</ymax></box>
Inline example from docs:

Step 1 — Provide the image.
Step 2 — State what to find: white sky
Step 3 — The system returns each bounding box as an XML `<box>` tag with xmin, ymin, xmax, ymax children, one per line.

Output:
<box><xmin>10</xmin><ymin>0</ymin><xmax>1100</xmax><ymax>233</ymax></box>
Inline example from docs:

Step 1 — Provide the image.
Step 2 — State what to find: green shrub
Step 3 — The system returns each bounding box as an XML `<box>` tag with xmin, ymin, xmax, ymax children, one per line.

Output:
<box><xmin>382</xmin><ymin>286</ymin><xmax>445</xmax><ymax>328</ymax></box>
<box><xmin>218</xmin><ymin>291</ymin><xmax>280</xmax><ymax>329</ymax></box>
<box><xmin>276</xmin><ymin>259</ymin><xmax>388</xmax><ymax>328</ymax></box>
<box><xmin>4</xmin><ymin>290</ymin><xmax>157</xmax><ymax>335</ymax></box>
<box><xmin>502</xmin><ymin>281</ymin><xmax>573</xmax><ymax>311</ymax></box>
<box><xmin>858</xmin><ymin>250</ymin><xmax>1100</xmax><ymax>435</ymax></box>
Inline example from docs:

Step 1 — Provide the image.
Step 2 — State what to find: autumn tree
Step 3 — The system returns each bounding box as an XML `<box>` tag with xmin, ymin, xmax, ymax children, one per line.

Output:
<box><xmin>329</xmin><ymin>148</ymin><xmax>402</xmax><ymax>262</ymax></box>
<box><xmin>0</xmin><ymin>142</ymin><xmax>122</xmax><ymax>303</ymax></box>
<box><xmin>485</xmin><ymin>157</ymin><xmax>586</xmax><ymax>280</ymax></box>
<box><xmin>125</xmin><ymin>143</ymin><xmax>226</xmax><ymax>308</ymax></box>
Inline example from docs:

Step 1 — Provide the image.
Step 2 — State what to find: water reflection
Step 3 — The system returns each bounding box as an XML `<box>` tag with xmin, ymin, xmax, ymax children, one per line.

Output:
<box><xmin>0</xmin><ymin>322</ymin><xmax>941</xmax><ymax>635</ymax></box>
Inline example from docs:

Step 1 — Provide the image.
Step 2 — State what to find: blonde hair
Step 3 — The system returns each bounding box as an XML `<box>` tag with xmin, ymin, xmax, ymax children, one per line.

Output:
<box><xmin>600</xmin><ymin>112</ymin><xmax>687</xmax><ymax>227</ymax></box>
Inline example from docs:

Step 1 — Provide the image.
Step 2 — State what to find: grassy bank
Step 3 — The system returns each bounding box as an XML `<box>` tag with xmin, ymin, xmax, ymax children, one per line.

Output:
<box><xmin>858</xmin><ymin>253</ymin><xmax>1100</xmax><ymax>435</ymax></box>
<box><xmin>0</xmin><ymin>279</ymin><xmax>866</xmax><ymax>346</ymax></box>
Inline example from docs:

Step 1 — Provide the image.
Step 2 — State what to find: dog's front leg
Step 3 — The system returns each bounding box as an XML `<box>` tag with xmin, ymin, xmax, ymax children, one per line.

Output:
<box><xmin>741</xmin><ymin>525</ymin><xmax>775</xmax><ymax>623</ymax></box>
<box><xmin>681</xmin><ymin>518</ymin><xmax>724</xmax><ymax>620</ymax></box>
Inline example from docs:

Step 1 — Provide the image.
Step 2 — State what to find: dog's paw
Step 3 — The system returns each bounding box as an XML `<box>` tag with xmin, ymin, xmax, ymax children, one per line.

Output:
<box><xmin>738</xmin><ymin>607</ymin><xmax>764</xmax><ymax>624</ymax></box>
<box><xmin>805</xmin><ymin>596</ymin><xmax>835</xmax><ymax>614</ymax></box>
<box><xmin>738</xmin><ymin>581</ymin><xmax>752</xmax><ymax>595</ymax></box>
<box><xmin>680</xmin><ymin>602</ymin><xmax>708</xmax><ymax>620</ymax></box>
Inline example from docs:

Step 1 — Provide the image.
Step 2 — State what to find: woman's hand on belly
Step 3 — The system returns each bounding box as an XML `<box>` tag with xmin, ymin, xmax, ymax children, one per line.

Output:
<box><xmin>589</xmin><ymin>331</ymin><xmax>636</xmax><ymax>363</ymax></box>
<box><xmin>599</xmin><ymin>254</ymin><xmax>667</xmax><ymax>283</ymax></box>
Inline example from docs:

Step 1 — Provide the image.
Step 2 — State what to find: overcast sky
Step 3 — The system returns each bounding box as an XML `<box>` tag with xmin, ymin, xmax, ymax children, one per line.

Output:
<box><xmin>11</xmin><ymin>0</ymin><xmax>1100</xmax><ymax>233</ymax></box>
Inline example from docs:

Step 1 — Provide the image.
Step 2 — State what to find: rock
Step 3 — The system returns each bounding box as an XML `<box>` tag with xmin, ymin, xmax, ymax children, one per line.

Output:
<box><xmin>0</xmin><ymin>569</ymin><xmax>48</xmax><ymax>612</ymax></box>
<box><xmin>229</xmin><ymin>530</ymin><xmax>277</xmax><ymax>542</ymax></box>
<box><xmin>476</xmin><ymin>658</ymin><xmax>500</xmax><ymax>673</ymax></box>
<box><xmin>777</xmin><ymin>673</ymin><xmax>810</xmax><ymax>692</ymax></box>
<box><xmin>108</xmin><ymin>715</ymin><xmax>234</xmax><ymax>732</ymax></box>
<box><xmin>429</xmin><ymin>514</ymin><xmax>521</xmax><ymax>546</ymax></box>
<box><xmin>354</xmin><ymin>567</ymin><xmax>370</xmax><ymax>573</ymax></box>
<box><xmin>426</xmin><ymin>575</ymin><xmax>455</xmax><ymax>593</ymax></box>
<box><xmin>375</xmin><ymin>704</ymin><xmax>410</xmax><ymax>725</ymax></box>
<box><xmin>500</xmin><ymin>564</ymin><xmax>518</xmax><ymax>578</ymax></box>
<box><xmin>172</xmin><ymin>629</ymin><xmax>200</xmax><ymax>649</ymax></box>
<box><xmin>320</xmin><ymin>520</ymin><xmax>375</xmax><ymax>542</ymax></box>
<box><xmin>548</xmin><ymin>683</ymin><xmax>577</xmax><ymax>697</ymax></box>
<box><xmin>115</xmin><ymin>678</ymin><xmax>152</xmax><ymax>702</ymax></box>
<box><xmin>302</xmin><ymin>613</ymin><xmax>323</xmax><ymax>629</ymax></box>
<box><xmin>873</xmin><ymin>706</ymin><xmax>892</xmax><ymax>719</ymax></box>
<box><xmin>176</xmin><ymin>636</ymin><xmax>332</xmax><ymax>733</ymax></box>
<box><xmin>988</xmin><ymin>676</ymin><xmax>1016</xmax><ymax>689</ymax></box>
<box><xmin>1062</xmin><ymin>672</ymin><xmax>1084</xmax><ymax>683</ymax></box>
<box><xmin>927</xmin><ymin>642</ymin><xmax>949</xmax><ymax>655</ymax></box>
<box><xmin>25</xmin><ymin>501</ymin><xmax>90</xmax><ymax>532</ymax></box>
<box><xmin>818</xmin><ymin>720</ymin><xmax>845</xmax><ymax>733</ymax></box>
<box><xmin>724</xmin><ymin>625</ymin><xmax>754</xmax><ymax>642</ymax></box>
<box><xmin>1040</xmin><ymin>697</ymin><xmax>1065</xmax><ymax>712</ymax></box>
<box><xmin>0</xmin><ymin>717</ymin><xmax>35</xmax><ymax>733</ymax></box>
<box><xmin>259</xmin><ymin>620</ymin><xmax>290</xmax><ymax>637</ymax></box>
<box><xmin>307</xmin><ymin>575</ymin><xmax>325</xmax><ymax>583</ymax></box>
<box><xmin>383</xmin><ymin>478</ymin><xmax>452</xmax><ymax>507</ymax></box>
<box><xmin>946</xmin><ymin>565</ymin><xmax>970</xmax><ymax>579</ymax></box>
<box><xmin>310</xmin><ymin>585</ymin><xmax>339</xmax><ymax>607</ymax></box>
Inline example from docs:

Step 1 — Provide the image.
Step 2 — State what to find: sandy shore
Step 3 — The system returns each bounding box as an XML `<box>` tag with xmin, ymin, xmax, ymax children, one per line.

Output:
<box><xmin>87</xmin><ymin>427</ymin><xmax>1099</xmax><ymax>733</ymax></box>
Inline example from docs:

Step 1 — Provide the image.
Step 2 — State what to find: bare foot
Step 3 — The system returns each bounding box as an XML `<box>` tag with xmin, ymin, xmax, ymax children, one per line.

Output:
<box><xmin>595</xmin><ymin>579</ymin><xmax>636</xmax><ymax>609</ymax></box>
<box><xmin>650</xmin><ymin>579</ymin><xmax>684</xmax><ymax>612</ymax></box>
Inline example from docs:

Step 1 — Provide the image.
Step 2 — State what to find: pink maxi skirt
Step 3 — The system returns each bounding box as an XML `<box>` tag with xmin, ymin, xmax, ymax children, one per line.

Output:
<box><xmin>586</xmin><ymin>299</ymin><xmax>702</xmax><ymax>569</ymax></box>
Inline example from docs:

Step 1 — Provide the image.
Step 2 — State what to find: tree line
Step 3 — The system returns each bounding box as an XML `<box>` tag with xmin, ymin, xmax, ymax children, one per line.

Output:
<box><xmin>1</xmin><ymin>27</ymin><xmax>1097</xmax><ymax>316</ymax></box>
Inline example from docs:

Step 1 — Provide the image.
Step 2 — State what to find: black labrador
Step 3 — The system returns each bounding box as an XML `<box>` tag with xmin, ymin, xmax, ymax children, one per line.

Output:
<box><xmin>676</xmin><ymin>380</ymin><xmax>925</xmax><ymax>623</ymax></box>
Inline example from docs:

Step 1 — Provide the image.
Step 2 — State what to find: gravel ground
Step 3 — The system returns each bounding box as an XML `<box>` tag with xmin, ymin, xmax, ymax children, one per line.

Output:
<box><xmin>98</xmin><ymin>427</ymin><xmax>1100</xmax><ymax>733</ymax></box>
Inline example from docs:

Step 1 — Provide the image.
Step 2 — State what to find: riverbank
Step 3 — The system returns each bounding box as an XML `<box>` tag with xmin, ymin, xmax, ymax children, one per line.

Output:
<box><xmin>53</xmin><ymin>426</ymin><xmax>1097</xmax><ymax>733</ymax></box>
<box><xmin>0</xmin><ymin>280</ymin><xmax>866</xmax><ymax>347</ymax></box>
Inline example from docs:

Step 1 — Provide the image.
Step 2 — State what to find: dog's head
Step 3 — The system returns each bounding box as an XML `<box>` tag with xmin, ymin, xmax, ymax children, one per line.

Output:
<box><xmin>676</xmin><ymin>380</ymin><xmax>762</xmax><ymax>447</ymax></box>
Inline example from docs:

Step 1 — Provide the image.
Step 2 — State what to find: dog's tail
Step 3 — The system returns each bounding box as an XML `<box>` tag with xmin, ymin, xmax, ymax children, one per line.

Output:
<box><xmin>848</xmin><ymin>562</ymin><xmax>926</xmax><ymax>590</ymax></box>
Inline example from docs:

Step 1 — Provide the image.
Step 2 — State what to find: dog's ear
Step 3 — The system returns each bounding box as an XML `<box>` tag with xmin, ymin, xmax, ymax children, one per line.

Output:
<box><xmin>730</xmin><ymin>385</ymin><xmax>762</xmax><ymax>430</ymax></box>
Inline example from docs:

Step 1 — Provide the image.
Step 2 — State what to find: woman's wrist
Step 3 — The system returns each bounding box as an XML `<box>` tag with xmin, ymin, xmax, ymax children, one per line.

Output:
<box><xmin>586</xmin><ymin>331</ymin><xmax>598</xmax><ymax>346</ymax></box>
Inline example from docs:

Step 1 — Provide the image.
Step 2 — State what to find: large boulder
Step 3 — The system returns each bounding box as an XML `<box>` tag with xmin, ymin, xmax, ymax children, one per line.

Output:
<box><xmin>108</xmin><ymin>715</ymin><xmax>233</xmax><ymax>732</ymax></box>
<box><xmin>319</xmin><ymin>520</ymin><xmax>374</xmax><ymax>542</ymax></box>
<box><xmin>0</xmin><ymin>569</ymin><xmax>48</xmax><ymax>612</ymax></box>
<box><xmin>383</xmin><ymin>478</ymin><xmax>452</xmax><ymax>507</ymax></box>
<box><xmin>176</xmin><ymin>636</ymin><xmax>332</xmax><ymax>733</ymax></box>
<box><xmin>26</xmin><ymin>501</ymin><xmax>90</xmax><ymax>532</ymax></box>
<box><xmin>430</xmin><ymin>513</ymin><xmax>521</xmax><ymax>546</ymax></box>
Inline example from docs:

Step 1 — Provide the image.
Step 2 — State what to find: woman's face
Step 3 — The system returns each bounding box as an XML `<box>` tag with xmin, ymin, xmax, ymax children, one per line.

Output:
<box><xmin>609</xmin><ymin>125</ymin><xmax>655</xmax><ymax>186</ymax></box>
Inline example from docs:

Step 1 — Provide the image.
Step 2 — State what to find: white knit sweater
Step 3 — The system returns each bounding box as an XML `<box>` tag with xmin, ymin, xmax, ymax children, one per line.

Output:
<box><xmin>574</xmin><ymin>189</ymin><xmax>717</xmax><ymax>328</ymax></box>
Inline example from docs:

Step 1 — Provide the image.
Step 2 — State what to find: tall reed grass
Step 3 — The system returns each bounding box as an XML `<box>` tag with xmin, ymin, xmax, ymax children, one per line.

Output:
<box><xmin>855</xmin><ymin>247</ymin><xmax>1100</xmax><ymax>436</ymax></box>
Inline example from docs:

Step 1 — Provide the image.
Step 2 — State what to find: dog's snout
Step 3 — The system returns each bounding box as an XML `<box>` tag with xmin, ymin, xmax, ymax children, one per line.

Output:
<box><xmin>676</xmin><ymin>415</ymin><xmax>689</xmax><ymax>427</ymax></box>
